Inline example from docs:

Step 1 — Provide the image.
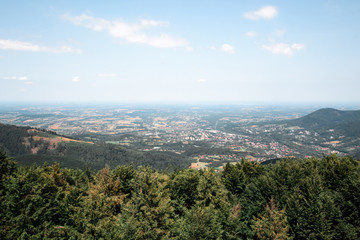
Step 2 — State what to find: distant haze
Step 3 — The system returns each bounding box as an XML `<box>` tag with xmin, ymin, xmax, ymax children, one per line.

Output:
<box><xmin>1</xmin><ymin>1</ymin><xmax>360</xmax><ymax>103</ymax></box>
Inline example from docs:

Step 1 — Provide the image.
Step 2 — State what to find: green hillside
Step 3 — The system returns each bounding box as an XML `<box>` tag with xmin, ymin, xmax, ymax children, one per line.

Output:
<box><xmin>0</xmin><ymin>123</ymin><xmax>191</xmax><ymax>171</ymax></box>
<box><xmin>0</xmin><ymin>123</ymin><xmax>31</xmax><ymax>155</ymax></box>
<box><xmin>286</xmin><ymin>108</ymin><xmax>360</xmax><ymax>139</ymax></box>
<box><xmin>287</xmin><ymin>108</ymin><xmax>360</xmax><ymax>131</ymax></box>
<box><xmin>335</xmin><ymin>120</ymin><xmax>360</xmax><ymax>137</ymax></box>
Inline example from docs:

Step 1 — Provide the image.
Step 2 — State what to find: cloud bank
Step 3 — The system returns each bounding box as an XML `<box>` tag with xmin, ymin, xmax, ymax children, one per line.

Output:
<box><xmin>63</xmin><ymin>14</ymin><xmax>189</xmax><ymax>49</ymax></box>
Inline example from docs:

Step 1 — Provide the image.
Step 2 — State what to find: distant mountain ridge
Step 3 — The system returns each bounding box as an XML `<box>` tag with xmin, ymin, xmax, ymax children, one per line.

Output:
<box><xmin>287</xmin><ymin>108</ymin><xmax>360</xmax><ymax>131</ymax></box>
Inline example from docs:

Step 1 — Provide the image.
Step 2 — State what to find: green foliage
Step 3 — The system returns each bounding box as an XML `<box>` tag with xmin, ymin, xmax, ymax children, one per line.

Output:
<box><xmin>1</xmin><ymin>164</ymin><xmax>72</xmax><ymax>239</ymax></box>
<box><xmin>178</xmin><ymin>204</ymin><xmax>224</xmax><ymax>240</ymax></box>
<box><xmin>0</xmin><ymin>146</ymin><xmax>359</xmax><ymax>239</ymax></box>
<box><xmin>253</xmin><ymin>198</ymin><xmax>290</xmax><ymax>240</ymax></box>
<box><xmin>168</xmin><ymin>169</ymin><xmax>200</xmax><ymax>215</ymax></box>
<box><xmin>287</xmin><ymin>108</ymin><xmax>360</xmax><ymax>130</ymax></box>
<box><xmin>0</xmin><ymin>147</ymin><xmax>16</xmax><ymax>180</ymax></box>
<box><xmin>0</xmin><ymin>123</ymin><xmax>31</xmax><ymax>155</ymax></box>
<box><xmin>72</xmin><ymin>167</ymin><xmax>128</xmax><ymax>238</ymax></box>
<box><xmin>23</xmin><ymin>140</ymin><xmax>191</xmax><ymax>171</ymax></box>
<box><xmin>0</xmin><ymin>123</ymin><xmax>192</xmax><ymax>171</ymax></box>
<box><xmin>197</xmin><ymin>169</ymin><xmax>230</xmax><ymax>210</ymax></box>
<box><xmin>0</xmin><ymin>149</ymin><xmax>16</xmax><ymax>239</ymax></box>
<box><xmin>222</xmin><ymin>163</ymin><xmax>246</xmax><ymax>196</ymax></box>
<box><xmin>117</xmin><ymin>167</ymin><xmax>175</xmax><ymax>239</ymax></box>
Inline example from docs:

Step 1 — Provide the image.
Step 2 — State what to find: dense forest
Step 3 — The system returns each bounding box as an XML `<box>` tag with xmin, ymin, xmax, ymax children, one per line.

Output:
<box><xmin>0</xmin><ymin>123</ymin><xmax>191</xmax><ymax>171</ymax></box>
<box><xmin>1</xmin><ymin>147</ymin><xmax>359</xmax><ymax>239</ymax></box>
<box><xmin>286</xmin><ymin>108</ymin><xmax>360</xmax><ymax>130</ymax></box>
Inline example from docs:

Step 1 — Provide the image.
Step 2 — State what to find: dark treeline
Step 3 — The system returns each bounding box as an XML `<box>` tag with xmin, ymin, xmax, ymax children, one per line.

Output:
<box><xmin>0</xmin><ymin>123</ymin><xmax>71</xmax><ymax>156</ymax></box>
<box><xmin>0</xmin><ymin>123</ymin><xmax>32</xmax><ymax>155</ymax></box>
<box><xmin>0</xmin><ymin>123</ymin><xmax>191</xmax><ymax>171</ymax></box>
<box><xmin>1</xmin><ymin>148</ymin><xmax>359</xmax><ymax>239</ymax></box>
<box><xmin>13</xmin><ymin>140</ymin><xmax>191</xmax><ymax>172</ymax></box>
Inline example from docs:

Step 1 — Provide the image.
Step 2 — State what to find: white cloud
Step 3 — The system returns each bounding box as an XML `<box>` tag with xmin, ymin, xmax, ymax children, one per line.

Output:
<box><xmin>245</xmin><ymin>31</ymin><xmax>257</xmax><ymax>37</ymax></box>
<box><xmin>0</xmin><ymin>40</ymin><xmax>41</xmax><ymax>52</ymax></box>
<box><xmin>197</xmin><ymin>78</ymin><xmax>207</xmax><ymax>83</ymax></box>
<box><xmin>291</xmin><ymin>43</ymin><xmax>305</xmax><ymax>50</ymax></box>
<box><xmin>3</xmin><ymin>76</ymin><xmax>28</xmax><ymax>80</ymax></box>
<box><xmin>221</xmin><ymin>44</ymin><xmax>235</xmax><ymax>54</ymax></box>
<box><xmin>98</xmin><ymin>73</ymin><xmax>117</xmax><ymax>78</ymax></box>
<box><xmin>262</xmin><ymin>42</ymin><xmax>305</xmax><ymax>56</ymax></box>
<box><xmin>209</xmin><ymin>46</ymin><xmax>216</xmax><ymax>51</ymax></box>
<box><xmin>0</xmin><ymin>39</ymin><xmax>81</xmax><ymax>53</ymax></box>
<box><xmin>72</xmin><ymin>76</ymin><xmax>80</xmax><ymax>82</ymax></box>
<box><xmin>56</xmin><ymin>45</ymin><xmax>82</xmax><ymax>54</ymax></box>
<box><xmin>244</xmin><ymin>6</ymin><xmax>278</xmax><ymax>20</ymax></box>
<box><xmin>63</xmin><ymin>14</ymin><xmax>189</xmax><ymax>49</ymax></box>
<box><xmin>24</xmin><ymin>81</ymin><xmax>33</xmax><ymax>85</ymax></box>
<box><xmin>140</xmin><ymin>19</ymin><xmax>166</xmax><ymax>27</ymax></box>
<box><xmin>262</xmin><ymin>43</ymin><xmax>292</xmax><ymax>55</ymax></box>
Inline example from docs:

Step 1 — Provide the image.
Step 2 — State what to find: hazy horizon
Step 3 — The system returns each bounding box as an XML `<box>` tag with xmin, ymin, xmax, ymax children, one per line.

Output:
<box><xmin>1</xmin><ymin>100</ymin><xmax>360</xmax><ymax>111</ymax></box>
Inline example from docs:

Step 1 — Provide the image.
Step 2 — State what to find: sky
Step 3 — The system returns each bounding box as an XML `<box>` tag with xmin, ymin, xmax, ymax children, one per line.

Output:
<box><xmin>1</xmin><ymin>0</ymin><xmax>360</xmax><ymax>104</ymax></box>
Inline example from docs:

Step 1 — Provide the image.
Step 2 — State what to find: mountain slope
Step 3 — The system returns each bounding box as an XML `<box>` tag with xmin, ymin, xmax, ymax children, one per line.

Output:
<box><xmin>287</xmin><ymin>108</ymin><xmax>360</xmax><ymax>131</ymax></box>
<box><xmin>0</xmin><ymin>123</ymin><xmax>191</xmax><ymax>170</ymax></box>
<box><xmin>0</xmin><ymin>123</ymin><xmax>31</xmax><ymax>155</ymax></box>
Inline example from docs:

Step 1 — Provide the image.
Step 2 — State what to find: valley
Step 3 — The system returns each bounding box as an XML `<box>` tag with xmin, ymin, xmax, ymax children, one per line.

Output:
<box><xmin>1</xmin><ymin>103</ymin><xmax>360</xmax><ymax>170</ymax></box>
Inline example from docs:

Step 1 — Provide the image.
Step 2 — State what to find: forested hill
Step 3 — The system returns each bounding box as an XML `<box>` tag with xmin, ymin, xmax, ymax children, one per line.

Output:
<box><xmin>287</xmin><ymin>108</ymin><xmax>360</xmax><ymax>130</ymax></box>
<box><xmin>0</xmin><ymin>123</ymin><xmax>191</xmax><ymax>170</ymax></box>
<box><xmin>1</xmin><ymin>149</ymin><xmax>359</xmax><ymax>239</ymax></box>
<box><xmin>0</xmin><ymin>122</ymin><xmax>33</xmax><ymax>155</ymax></box>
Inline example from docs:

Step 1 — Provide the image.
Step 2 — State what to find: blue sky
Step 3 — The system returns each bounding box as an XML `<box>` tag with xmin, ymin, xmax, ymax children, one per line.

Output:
<box><xmin>1</xmin><ymin>0</ymin><xmax>360</xmax><ymax>104</ymax></box>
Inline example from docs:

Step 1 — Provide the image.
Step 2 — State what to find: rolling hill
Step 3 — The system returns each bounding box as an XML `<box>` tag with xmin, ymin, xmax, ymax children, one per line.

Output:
<box><xmin>0</xmin><ymin>123</ymin><xmax>191</xmax><ymax>170</ymax></box>
<box><xmin>287</xmin><ymin>108</ymin><xmax>360</xmax><ymax>133</ymax></box>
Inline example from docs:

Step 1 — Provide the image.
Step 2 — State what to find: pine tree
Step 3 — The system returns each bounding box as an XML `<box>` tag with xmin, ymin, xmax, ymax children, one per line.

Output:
<box><xmin>222</xmin><ymin>163</ymin><xmax>246</xmax><ymax>196</ymax></box>
<box><xmin>73</xmin><ymin>166</ymin><xmax>127</xmax><ymax>238</ymax></box>
<box><xmin>168</xmin><ymin>169</ymin><xmax>200</xmax><ymax>215</ymax></box>
<box><xmin>116</xmin><ymin>167</ymin><xmax>175</xmax><ymax>239</ymax></box>
<box><xmin>253</xmin><ymin>198</ymin><xmax>290</xmax><ymax>240</ymax></box>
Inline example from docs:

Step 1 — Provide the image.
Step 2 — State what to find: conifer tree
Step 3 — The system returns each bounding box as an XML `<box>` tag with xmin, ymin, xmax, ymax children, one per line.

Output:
<box><xmin>253</xmin><ymin>198</ymin><xmax>290</xmax><ymax>240</ymax></box>
<box><xmin>222</xmin><ymin>163</ymin><xmax>246</xmax><ymax>196</ymax></box>
<box><xmin>168</xmin><ymin>169</ymin><xmax>200</xmax><ymax>215</ymax></box>
<box><xmin>73</xmin><ymin>166</ymin><xmax>127</xmax><ymax>238</ymax></box>
<box><xmin>116</xmin><ymin>167</ymin><xmax>175</xmax><ymax>239</ymax></box>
